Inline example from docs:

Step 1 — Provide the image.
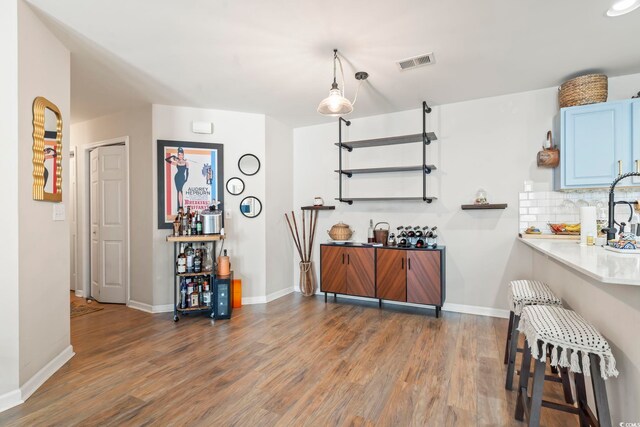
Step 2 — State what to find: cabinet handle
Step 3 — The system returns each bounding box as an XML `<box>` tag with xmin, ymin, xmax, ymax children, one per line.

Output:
<box><xmin>401</xmin><ymin>258</ymin><xmax>404</xmax><ymax>270</ymax></box>
<box><xmin>408</xmin><ymin>258</ymin><xmax>411</xmax><ymax>270</ymax></box>
<box><xmin>347</xmin><ymin>254</ymin><xmax>350</xmax><ymax>265</ymax></box>
<box><xmin>342</xmin><ymin>253</ymin><xmax>345</xmax><ymax>264</ymax></box>
<box><xmin>618</xmin><ymin>160</ymin><xmax>623</xmax><ymax>176</ymax></box>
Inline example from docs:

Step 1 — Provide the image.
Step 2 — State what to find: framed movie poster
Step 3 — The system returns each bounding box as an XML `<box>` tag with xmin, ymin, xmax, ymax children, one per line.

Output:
<box><xmin>157</xmin><ymin>140</ymin><xmax>224</xmax><ymax>229</ymax></box>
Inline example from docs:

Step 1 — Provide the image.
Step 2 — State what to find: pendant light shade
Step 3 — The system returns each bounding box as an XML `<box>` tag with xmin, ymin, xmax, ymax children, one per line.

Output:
<box><xmin>317</xmin><ymin>87</ymin><xmax>353</xmax><ymax>116</ymax></box>
<box><xmin>317</xmin><ymin>49</ymin><xmax>366</xmax><ymax>117</ymax></box>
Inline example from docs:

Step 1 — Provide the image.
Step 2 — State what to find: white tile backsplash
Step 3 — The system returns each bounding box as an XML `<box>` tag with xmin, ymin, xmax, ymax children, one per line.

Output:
<box><xmin>519</xmin><ymin>189</ymin><xmax>640</xmax><ymax>233</ymax></box>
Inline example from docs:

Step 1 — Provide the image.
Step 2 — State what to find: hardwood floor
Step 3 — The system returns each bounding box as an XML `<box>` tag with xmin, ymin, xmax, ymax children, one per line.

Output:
<box><xmin>0</xmin><ymin>293</ymin><xmax>577</xmax><ymax>426</ymax></box>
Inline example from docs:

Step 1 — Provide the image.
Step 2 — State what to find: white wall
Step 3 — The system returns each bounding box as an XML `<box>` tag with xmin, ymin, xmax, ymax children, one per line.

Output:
<box><xmin>71</xmin><ymin>106</ymin><xmax>153</xmax><ymax>305</ymax></box>
<box><xmin>0</xmin><ymin>0</ymin><xmax>21</xmax><ymax>409</ymax></box>
<box><xmin>265</xmin><ymin>117</ymin><xmax>294</xmax><ymax>297</ymax></box>
<box><xmin>17</xmin><ymin>0</ymin><xmax>72</xmax><ymax>388</ymax></box>
<box><xmin>293</xmin><ymin>73</ymin><xmax>640</xmax><ymax>313</ymax></box>
<box><xmin>152</xmin><ymin>105</ymin><xmax>267</xmax><ymax>305</ymax></box>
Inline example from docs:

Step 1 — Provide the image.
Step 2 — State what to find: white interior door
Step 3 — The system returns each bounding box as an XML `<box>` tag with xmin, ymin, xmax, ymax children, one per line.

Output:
<box><xmin>70</xmin><ymin>148</ymin><xmax>77</xmax><ymax>291</ymax></box>
<box><xmin>89</xmin><ymin>145</ymin><xmax>128</xmax><ymax>303</ymax></box>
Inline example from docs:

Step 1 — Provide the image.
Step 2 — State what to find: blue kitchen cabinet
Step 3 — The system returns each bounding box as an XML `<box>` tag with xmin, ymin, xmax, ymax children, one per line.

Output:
<box><xmin>554</xmin><ymin>99</ymin><xmax>638</xmax><ymax>190</ymax></box>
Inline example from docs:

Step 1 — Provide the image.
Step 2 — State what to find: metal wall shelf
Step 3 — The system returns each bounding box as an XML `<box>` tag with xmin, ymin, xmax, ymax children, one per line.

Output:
<box><xmin>337</xmin><ymin>101</ymin><xmax>439</xmax><ymax>204</ymax></box>
<box><xmin>461</xmin><ymin>203</ymin><xmax>508</xmax><ymax>210</ymax></box>
<box><xmin>335</xmin><ymin>132</ymin><xmax>438</xmax><ymax>151</ymax></box>
<box><xmin>335</xmin><ymin>165</ymin><xmax>436</xmax><ymax>177</ymax></box>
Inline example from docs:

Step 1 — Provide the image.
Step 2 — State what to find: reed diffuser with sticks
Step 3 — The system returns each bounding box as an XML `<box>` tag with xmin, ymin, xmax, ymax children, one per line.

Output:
<box><xmin>285</xmin><ymin>210</ymin><xmax>318</xmax><ymax>296</ymax></box>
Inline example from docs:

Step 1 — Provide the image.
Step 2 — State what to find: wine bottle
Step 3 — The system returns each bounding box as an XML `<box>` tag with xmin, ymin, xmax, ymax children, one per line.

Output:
<box><xmin>368</xmin><ymin>219</ymin><xmax>374</xmax><ymax>243</ymax></box>
<box><xmin>196</xmin><ymin>213</ymin><xmax>203</xmax><ymax>235</ymax></box>
<box><xmin>191</xmin><ymin>212</ymin><xmax>197</xmax><ymax>236</ymax></box>
<box><xmin>194</xmin><ymin>249</ymin><xmax>202</xmax><ymax>273</ymax></box>
<box><xmin>180</xmin><ymin>278</ymin><xmax>187</xmax><ymax>309</ymax></box>
<box><xmin>177</xmin><ymin>244</ymin><xmax>187</xmax><ymax>274</ymax></box>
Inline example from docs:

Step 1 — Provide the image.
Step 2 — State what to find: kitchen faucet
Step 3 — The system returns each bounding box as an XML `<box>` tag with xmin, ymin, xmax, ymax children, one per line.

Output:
<box><xmin>604</xmin><ymin>172</ymin><xmax>640</xmax><ymax>241</ymax></box>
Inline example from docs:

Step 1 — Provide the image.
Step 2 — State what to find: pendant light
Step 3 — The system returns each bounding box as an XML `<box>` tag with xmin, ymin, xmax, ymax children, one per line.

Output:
<box><xmin>317</xmin><ymin>49</ymin><xmax>368</xmax><ymax>117</ymax></box>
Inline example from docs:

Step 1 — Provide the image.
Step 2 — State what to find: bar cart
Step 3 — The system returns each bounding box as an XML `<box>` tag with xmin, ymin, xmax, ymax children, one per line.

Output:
<box><xmin>166</xmin><ymin>234</ymin><xmax>224</xmax><ymax>322</ymax></box>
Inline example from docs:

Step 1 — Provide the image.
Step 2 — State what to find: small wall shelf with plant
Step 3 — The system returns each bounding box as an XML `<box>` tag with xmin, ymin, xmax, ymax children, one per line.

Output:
<box><xmin>335</xmin><ymin>101</ymin><xmax>439</xmax><ymax>205</ymax></box>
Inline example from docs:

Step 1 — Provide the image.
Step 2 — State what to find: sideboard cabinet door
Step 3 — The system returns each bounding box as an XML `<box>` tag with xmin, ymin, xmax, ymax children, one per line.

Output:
<box><xmin>407</xmin><ymin>251</ymin><xmax>441</xmax><ymax>305</ymax></box>
<box><xmin>346</xmin><ymin>247</ymin><xmax>375</xmax><ymax>297</ymax></box>
<box><xmin>321</xmin><ymin>246</ymin><xmax>346</xmax><ymax>294</ymax></box>
<box><xmin>376</xmin><ymin>249</ymin><xmax>406</xmax><ymax>302</ymax></box>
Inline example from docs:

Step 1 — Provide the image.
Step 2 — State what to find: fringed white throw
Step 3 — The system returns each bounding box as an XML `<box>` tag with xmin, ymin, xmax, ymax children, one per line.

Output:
<box><xmin>508</xmin><ymin>280</ymin><xmax>562</xmax><ymax>316</ymax></box>
<box><xmin>519</xmin><ymin>305</ymin><xmax>619</xmax><ymax>380</ymax></box>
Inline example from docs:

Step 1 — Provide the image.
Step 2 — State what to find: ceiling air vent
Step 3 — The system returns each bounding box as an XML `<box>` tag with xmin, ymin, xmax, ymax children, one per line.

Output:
<box><xmin>396</xmin><ymin>53</ymin><xmax>435</xmax><ymax>71</ymax></box>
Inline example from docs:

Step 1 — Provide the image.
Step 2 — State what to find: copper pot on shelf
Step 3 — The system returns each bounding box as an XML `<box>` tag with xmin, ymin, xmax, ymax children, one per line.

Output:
<box><xmin>537</xmin><ymin>131</ymin><xmax>559</xmax><ymax>168</ymax></box>
<box><xmin>374</xmin><ymin>222</ymin><xmax>390</xmax><ymax>246</ymax></box>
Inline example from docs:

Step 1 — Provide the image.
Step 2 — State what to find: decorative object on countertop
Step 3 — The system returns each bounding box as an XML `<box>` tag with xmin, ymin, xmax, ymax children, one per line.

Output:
<box><xmin>474</xmin><ymin>189</ymin><xmax>488</xmax><ymax>205</ymax></box>
<box><xmin>558</xmin><ymin>73</ymin><xmax>608</xmax><ymax>108</ymax></box>
<box><xmin>313</xmin><ymin>196</ymin><xmax>324</xmax><ymax>206</ymax></box>
<box><xmin>32</xmin><ymin>96</ymin><xmax>63</xmax><ymax>202</ymax></box>
<box><xmin>537</xmin><ymin>130</ymin><xmax>559</xmax><ymax>168</ymax></box>
<box><xmin>374</xmin><ymin>222</ymin><xmax>390</xmax><ymax>246</ymax></box>
<box><xmin>524</xmin><ymin>226</ymin><xmax>541</xmax><ymax>234</ymax></box>
<box><xmin>548</xmin><ymin>223</ymin><xmax>581</xmax><ymax>235</ymax></box>
<box><xmin>327</xmin><ymin>221</ymin><xmax>354</xmax><ymax>241</ymax></box>
<box><xmin>579</xmin><ymin>206</ymin><xmax>597</xmax><ymax>246</ymax></box>
<box><xmin>285</xmin><ymin>210</ymin><xmax>319</xmax><ymax>296</ymax></box>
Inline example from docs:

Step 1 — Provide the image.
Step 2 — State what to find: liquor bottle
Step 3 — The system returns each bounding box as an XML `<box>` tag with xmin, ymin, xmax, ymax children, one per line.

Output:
<box><xmin>185</xmin><ymin>244</ymin><xmax>195</xmax><ymax>273</ymax></box>
<box><xmin>191</xmin><ymin>212</ymin><xmax>197</xmax><ymax>236</ymax></box>
<box><xmin>181</xmin><ymin>211</ymin><xmax>188</xmax><ymax>236</ymax></box>
<box><xmin>186</xmin><ymin>279</ymin><xmax>194</xmax><ymax>306</ymax></box>
<box><xmin>191</xmin><ymin>289</ymin><xmax>199</xmax><ymax>308</ymax></box>
<box><xmin>177</xmin><ymin>244</ymin><xmax>187</xmax><ymax>274</ymax></box>
<box><xmin>367</xmin><ymin>219</ymin><xmax>374</xmax><ymax>243</ymax></box>
<box><xmin>203</xmin><ymin>244</ymin><xmax>213</xmax><ymax>271</ymax></box>
<box><xmin>196</xmin><ymin>213</ymin><xmax>203</xmax><ymax>235</ymax></box>
<box><xmin>194</xmin><ymin>249</ymin><xmax>202</xmax><ymax>273</ymax></box>
<box><xmin>197</xmin><ymin>277</ymin><xmax>203</xmax><ymax>293</ymax></box>
<box><xmin>180</xmin><ymin>278</ymin><xmax>187</xmax><ymax>309</ymax></box>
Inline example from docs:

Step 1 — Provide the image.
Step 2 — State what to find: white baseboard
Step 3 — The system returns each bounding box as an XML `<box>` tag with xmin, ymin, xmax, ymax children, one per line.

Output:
<box><xmin>307</xmin><ymin>290</ymin><xmax>509</xmax><ymax>319</ymax></box>
<box><xmin>20</xmin><ymin>345</ymin><xmax>75</xmax><ymax>403</ymax></box>
<box><xmin>0</xmin><ymin>389</ymin><xmax>21</xmax><ymax>413</ymax></box>
<box><xmin>241</xmin><ymin>295</ymin><xmax>267</xmax><ymax>305</ymax></box>
<box><xmin>127</xmin><ymin>300</ymin><xmax>173</xmax><ymax>314</ymax></box>
<box><xmin>266</xmin><ymin>287</ymin><xmax>294</xmax><ymax>303</ymax></box>
<box><xmin>442</xmin><ymin>302</ymin><xmax>509</xmax><ymax>319</ymax></box>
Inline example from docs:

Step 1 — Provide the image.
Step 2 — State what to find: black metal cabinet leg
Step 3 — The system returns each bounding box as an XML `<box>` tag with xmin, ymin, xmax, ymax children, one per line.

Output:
<box><xmin>505</xmin><ymin>314</ymin><xmax>521</xmax><ymax>390</ymax></box>
<box><xmin>589</xmin><ymin>353</ymin><xmax>612</xmax><ymax>427</ymax></box>
<box><xmin>515</xmin><ymin>339</ymin><xmax>532</xmax><ymax>421</ymax></box>
<box><xmin>504</xmin><ymin>310</ymin><xmax>514</xmax><ymax>364</ymax></box>
<box><xmin>435</xmin><ymin>306</ymin><xmax>441</xmax><ymax>318</ymax></box>
<box><xmin>378</xmin><ymin>299</ymin><xmax>382</xmax><ymax>308</ymax></box>
<box><xmin>324</xmin><ymin>292</ymin><xmax>327</xmax><ymax>303</ymax></box>
<box><xmin>334</xmin><ymin>293</ymin><xmax>337</xmax><ymax>301</ymax></box>
<box><xmin>528</xmin><ymin>355</ymin><xmax>546</xmax><ymax>427</ymax></box>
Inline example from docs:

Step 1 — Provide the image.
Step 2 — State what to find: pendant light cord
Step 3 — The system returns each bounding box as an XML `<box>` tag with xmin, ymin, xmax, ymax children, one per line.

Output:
<box><xmin>335</xmin><ymin>50</ymin><xmax>363</xmax><ymax>106</ymax></box>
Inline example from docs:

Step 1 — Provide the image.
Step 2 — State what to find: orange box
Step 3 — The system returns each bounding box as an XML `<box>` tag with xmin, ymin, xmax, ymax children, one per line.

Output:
<box><xmin>232</xmin><ymin>279</ymin><xmax>242</xmax><ymax>308</ymax></box>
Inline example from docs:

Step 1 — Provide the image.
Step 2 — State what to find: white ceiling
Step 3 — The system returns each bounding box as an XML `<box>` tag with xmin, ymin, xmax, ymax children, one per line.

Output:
<box><xmin>27</xmin><ymin>0</ymin><xmax>640</xmax><ymax>127</ymax></box>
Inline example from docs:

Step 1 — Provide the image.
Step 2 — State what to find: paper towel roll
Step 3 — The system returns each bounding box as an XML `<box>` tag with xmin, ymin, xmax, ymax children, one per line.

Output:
<box><xmin>580</xmin><ymin>206</ymin><xmax>597</xmax><ymax>246</ymax></box>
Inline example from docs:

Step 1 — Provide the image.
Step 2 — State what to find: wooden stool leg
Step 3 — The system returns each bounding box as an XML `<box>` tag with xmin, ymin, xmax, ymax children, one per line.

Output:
<box><xmin>574</xmin><ymin>371</ymin><xmax>590</xmax><ymax>427</ymax></box>
<box><xmin>505</xmin><ymin>314</ymin><xmax>520</xmax><ymax>390</ymax></box>
<box><xmin>515</xmin><ymin>338</ymin><xmax>532</xmax><ymax>421</ymax></box>
<box><xmin>559</xmin><ymin>367</ymin><xmax>574</xmax><ymax>404</ymax></box>
<box><xmin>504</xmin><ymin>310</ymin><xmax>514</xmax><ymax>364</ymax></box>
<box><xmin>589</xmin><ymin>353</ymin><xmax>612</xmax><ymax>427</ymax></box>
<box><xmin>528</xmin><ymin>353</ymin><xmax>546</xmax><ymax>427</ymax></box>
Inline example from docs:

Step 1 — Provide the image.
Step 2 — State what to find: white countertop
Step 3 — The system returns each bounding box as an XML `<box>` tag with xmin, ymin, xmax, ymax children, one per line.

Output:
<box><xmin>518</xmin><ymin>237</ymin><xmax>640</xmax><ymax>286</ymax></box>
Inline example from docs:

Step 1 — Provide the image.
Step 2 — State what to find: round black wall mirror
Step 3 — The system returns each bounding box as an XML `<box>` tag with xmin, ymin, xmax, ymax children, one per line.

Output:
<box><xmin>238</xmin><ymin>154</ymin><xmax>260</xmax><ymax>176</ymax></box>
<box><xmin>226</xmin><ymin>177</ymin><xmax>245</xmax><ymax>195</ymax></box>
<box><xmin>240</xmin><ymin>196</ymin><xmax>262</xmax><ymax>218</ymax></box>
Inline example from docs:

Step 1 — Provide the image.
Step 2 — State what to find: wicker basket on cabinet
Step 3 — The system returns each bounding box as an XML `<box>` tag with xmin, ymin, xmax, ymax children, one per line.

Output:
<box><xmin>558</xmin><ymin>74</ymin><xmax>608</xmax><ymax>108</ymax></box>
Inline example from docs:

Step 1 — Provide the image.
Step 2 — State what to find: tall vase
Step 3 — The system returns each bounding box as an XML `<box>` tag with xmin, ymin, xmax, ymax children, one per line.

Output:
<box><xmin>299</xmin><ymin>261</ymin><xmax>316</xmax><ymax>296</ymax></box>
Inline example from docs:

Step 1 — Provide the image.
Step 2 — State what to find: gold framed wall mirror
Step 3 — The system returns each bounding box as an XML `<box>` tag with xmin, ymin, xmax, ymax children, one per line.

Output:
<box><xmin>32</xmin><ymin>96</ymin><xmax>63</xmax><ymax>202</ymax></box>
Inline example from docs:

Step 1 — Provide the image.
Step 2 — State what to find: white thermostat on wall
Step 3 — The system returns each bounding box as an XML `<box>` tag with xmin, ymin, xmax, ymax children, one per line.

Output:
<box><xmin>192</xmin><ymin>121</ymin><xmax>213</xmax><ymax>134</ymax></box>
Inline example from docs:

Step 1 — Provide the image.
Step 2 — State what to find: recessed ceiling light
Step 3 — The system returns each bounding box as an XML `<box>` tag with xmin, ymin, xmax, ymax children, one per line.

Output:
<box><xmin>606</xmin><ymin>0</ymin><xmax>640</xmax><ymax>16</ymax></box>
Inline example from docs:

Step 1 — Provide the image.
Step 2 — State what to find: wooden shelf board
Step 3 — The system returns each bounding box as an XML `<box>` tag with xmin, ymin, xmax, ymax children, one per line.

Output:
<box><xmin>335</xmin><ymin>132</ymin><xmax>438</xmax><ymax>149</ymax></box>
<box><xmin>300</xmin><ymin>205</ymin><xmax>336</xmax><ymax>211</ymax></box>
<box><xmin>166</xmin><ymin>235</ymin><xmax>224</xmax><ymax>242</ymax></box>
<box><xmin>176</xmin><ymin>270</ymin><xmax>213</xmax><ymax>277</ymax></box>
<box><xmin>336</xmin><ymin>197</ymin><xmax>437</xmax><ymax>202</ymax></box>
<box><xmin>461</xmin><ymin>203</ymin><xmax>508</xmax><ymax>210</ymax></box>
<box><xmin>334</xmin><ymin>165</ymin><xmax>437</xmax><ymax>175</ymax></box>
<box><xmin>176</xmin><ymin>306</ymin><xmax>213</xmax><ymax>312</ymax></box>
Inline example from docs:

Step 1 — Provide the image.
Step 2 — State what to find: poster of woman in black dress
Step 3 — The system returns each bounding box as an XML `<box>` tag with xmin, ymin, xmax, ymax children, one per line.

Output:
<box><xmin>164</xmin><ymin>147</ymin><xmax>189</xmax><ymax>210</ymax></box>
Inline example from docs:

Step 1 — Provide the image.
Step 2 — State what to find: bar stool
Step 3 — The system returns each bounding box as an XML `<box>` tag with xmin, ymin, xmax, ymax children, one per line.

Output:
<box><xmin>505</xmin><ymin>280</ymin><xmax>563</xmax><ymax>390</ymax></box>
<box><xmin>515</xmin><ymin>305</ymin><xmax>618</xmax><ymax>427</ymax></box>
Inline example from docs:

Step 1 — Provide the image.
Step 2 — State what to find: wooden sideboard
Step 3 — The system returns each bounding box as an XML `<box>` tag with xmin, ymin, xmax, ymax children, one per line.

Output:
<box><xmin>320</xmin><ymin>244</ymin><xmax>446</xmax><ymax>317</ymax></box>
